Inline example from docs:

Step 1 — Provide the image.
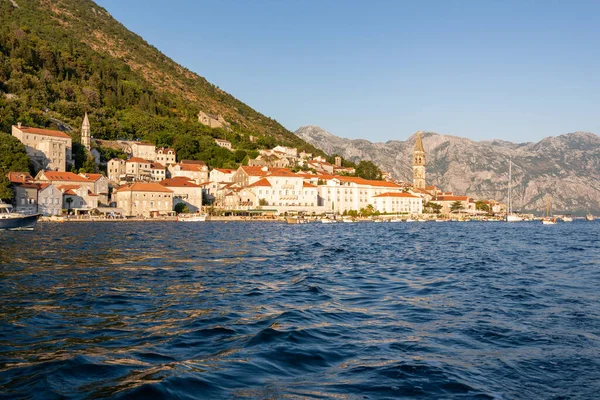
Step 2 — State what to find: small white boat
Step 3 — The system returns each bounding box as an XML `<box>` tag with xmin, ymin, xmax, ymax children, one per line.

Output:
<box><xmin>177</xmin><ymin>213</ymin><xmax>207</xmax><ymax>222</ymax></box>
<box><xmin>506</xmin><ymin>214</ymin><xmax>522</xmax><ymax>222</ymax></box>
<box><xmin>321</xmin><ymin>218</ymin><xmax>337</xmax><ymax>224</ymax></box>
<box><xmin>586</xmin><ymin>214</ymin><xmax>595</xmax><ymax>221</ymax></box>
<box><xmin>561</xmin><ymin>215</ymin><xmax>573</xmax><ymax>222</ymax></box>
<box><xmin>342</xmin><ymin>218</ymin><xmax>357</xmax><ymax>223</ymax></box>
<box><xmin>542</xmin><ymin>217</ymin><xmax>557</xmax><ymax>225</ymax></box>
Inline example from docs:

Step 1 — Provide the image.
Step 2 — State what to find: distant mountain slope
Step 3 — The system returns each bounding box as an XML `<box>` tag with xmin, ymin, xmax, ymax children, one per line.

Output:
<box><xmin>295</xmin><ymin>126</ymin><xmax>600</xmax><ymax>213</ymax></box>
<box><xmin>0</xmin><ymin>0</ymin><xmax>320</xmax><ymax>166</ymax></box>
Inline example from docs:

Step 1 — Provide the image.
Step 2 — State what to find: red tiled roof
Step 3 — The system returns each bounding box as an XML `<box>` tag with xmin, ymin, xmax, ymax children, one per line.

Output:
<box><xmin>214</xmin><ymin>168</ymin><xmax>234</xmax><ymax>173</ymax></box>
<box><xmin>40</xmin><ymin>171</ymin><xmax>91</xmax><ymax>182</ymax></box>
<box><xmin>151</xmin><ymin>162</ymin><xmax>165</xmax><ymax>169</ymax></box>
<box><xmin>303</xmin><ymin>182</ymin><xmax>317</xmax><ymax>188</ymax></box>
<box><xmin>115</xmin><ymin>182</ymin><xmax>173</xmax><ymax>193</ymax></box>
<box><xmin>435</xmin><ymin>195</ymin><xmax>470</xmax><ymax>202</ymax></box>
<box><xmin>7</xmin><ymin>171</ymin><xmax>33</xmax><ymax>183</ymax></box>
<box><xmin>15</xmin><ymin>126</ymin><xmax>71</xmax><ymax>139</ymax></box>
<box><xmin>174</xmin><ymin>163</ymin><xmax>203</xmax><ymax>171</ymax></box>
<box><xmin>79</xmin><ymin>173</ymin><xmax>104</xmax><ymax>181</ymax></box>
<box><xmin>180</xmin><ymin>159</ymin><xmax>206</xmax><ymax>165</ymax></box>
<box><xmin>159</xmin><ymin>177</ymin><xmax>201</xmax><ymax>188</ymax></box>
<box><xmin>127</xmin><ymin>157</ymin><xmax>151</xmax><ymax>163</ymax></box>
<box><xmin>248</xmin><ymin>178</ymin><xmax>272</xmax><ymax>188</ymax></box>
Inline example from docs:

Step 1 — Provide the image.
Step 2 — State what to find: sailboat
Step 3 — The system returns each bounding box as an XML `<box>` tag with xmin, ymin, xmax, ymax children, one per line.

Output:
<box><xmin>542</xmin><ymin>197</ymin><xmax>557</xmax><ymax>225</ymax></box>
<box><xmin>506</xmin><ymin>158</ymin><xmax>522</xmax><ymax>222</ymax></box>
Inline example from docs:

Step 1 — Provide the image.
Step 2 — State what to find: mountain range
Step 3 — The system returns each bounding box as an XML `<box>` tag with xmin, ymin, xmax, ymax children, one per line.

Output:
<box><xmin>295</xmin><ymin>126</ymin><xmax>600</xmax><ymax>214</ymax></box>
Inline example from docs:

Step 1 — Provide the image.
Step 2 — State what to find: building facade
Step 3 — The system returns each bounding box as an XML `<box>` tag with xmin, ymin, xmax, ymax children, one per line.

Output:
<box><xmin>114</xmin><ymin>182</ymin><xmax>174</xmax><ymax>218</ymax></box>
<box><xmin>12</xmin><ymin>123</ymin><xmax>72</xmax><ymax>172</ymax></box>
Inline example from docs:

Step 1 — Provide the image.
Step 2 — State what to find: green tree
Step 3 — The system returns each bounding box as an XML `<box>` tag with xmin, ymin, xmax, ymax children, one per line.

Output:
<box><xmin>424</xmin><ymin>201</ymin><xmax>442</xmax><ymax>214</ymax></box>
<box><xmin>174</xmin><ymin>202</ymin><xmax>189</xmax><ymax>214</ymax></box>
<box><xmin>476</xmin><ymin>200</ymin><xmax>490</xmax><ymax>212</ymax></box>
<box><xmin>450</xmin><ymin>201</ymin><xmax>463</xmax><ymax>212</ymax></box>
<box><xmin>65</xmin><ymin>197</ymin><xmax>73</xmax><ymax>212</ymax></box>
<box><xmin>0</xmin><ymin>132</ymin><xmax>31</xmax><ymax>201</ymax></box>
<box><xmin>356</xmin><ymin>160</ymin><xmax>382</xmax><ymax>180</ymax></box>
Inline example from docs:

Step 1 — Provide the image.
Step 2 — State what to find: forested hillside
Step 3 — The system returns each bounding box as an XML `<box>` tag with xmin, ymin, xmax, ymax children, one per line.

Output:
<box><xmin>0</xmin><ymin>0</ymin><xmax>321</xmax><ymax>169</ymax></box>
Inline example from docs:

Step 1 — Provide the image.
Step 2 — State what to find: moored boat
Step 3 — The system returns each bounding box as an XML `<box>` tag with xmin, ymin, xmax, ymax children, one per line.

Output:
<box><xmin>586</xmin><ymin>214</ymin><xmax>595</xmax><ymax>221</ymax></box>
<box><xmin>0</xmin><ymin>203</ymin><xmax>40</xmax><ymax>230</ymax></box>
<box><xmin>542</xmin><ymin>217</ymin><xmax>557</xmax><ymax>225</ymax></box>
<box><xmin>177</xmin><ymin>213</ymin><xmax>207</xmax><ymax>222</ymax></box>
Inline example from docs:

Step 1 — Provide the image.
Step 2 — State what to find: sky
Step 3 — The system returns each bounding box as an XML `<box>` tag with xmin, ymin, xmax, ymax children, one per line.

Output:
<box><xmin>94</xmin><ymin>0</ymin><xmax>599</xmax><ymax>143</ymax></box>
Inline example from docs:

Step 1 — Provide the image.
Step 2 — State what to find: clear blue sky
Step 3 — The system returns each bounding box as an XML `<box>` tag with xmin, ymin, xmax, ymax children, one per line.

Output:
<box><xmin>95</xmin><ymin>0</ymin><xmax>599</xmax><ymax>143</ymax></box>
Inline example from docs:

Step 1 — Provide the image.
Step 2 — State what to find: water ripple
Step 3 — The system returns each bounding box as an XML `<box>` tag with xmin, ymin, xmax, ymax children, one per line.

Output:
<box><xmin>1</xmin><ymin>221</ymin><xmax>599</xmax><ymax>399</ymax></box>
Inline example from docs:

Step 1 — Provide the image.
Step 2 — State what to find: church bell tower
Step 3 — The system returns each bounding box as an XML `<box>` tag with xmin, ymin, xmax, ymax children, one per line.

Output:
<box><xmin>81</xmin><ymin>112</ymin><xmax>91</xmax><ymax>151</ymax></box>
<box><xmin>412</xmin><ymin>131</ymin><xmax>426</xmax><ymax>189</ymax></box>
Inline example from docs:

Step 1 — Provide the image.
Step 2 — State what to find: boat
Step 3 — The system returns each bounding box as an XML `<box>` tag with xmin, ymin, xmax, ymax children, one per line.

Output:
<box><xmin>561</xmin><ymin>214</ymin><xmax>573</xmax><ymax>222</ymax></box>
<box><xmin>505</xmin><ymin>158</ymin><xmax>522</xmax><ymax>222</ymax></box>
<box><xmin>586</xmin><ymin>214</ymin><xmax>595</xmax><ymax>221</ymax></box>
<box><xmin>0</xmin><ymin>203</ymin><xmax>40</xmax><ymax>230</ymax></box>
<box><xmin>285</xmin><ymin>216</ymin><xmax>310</xmax><ymax>224</ymax></box>
<box><xmin>542</xmin><ymin>197</ymin><xmax>557</xmax><ymax>225</ymax></box>
<box><xmin>321</xmin><ymin>218</ymin><xmax>338</xmax><ymax>224</ymax></box>
<box><xmin>177</xmin><ymin>213</ymin><xmax>207</xmax><ymax>222</ymax></box>
<box><xmin>342</xmin><ymin>217</ymin><xmax>357</xmax><ymax>223</ymax></box>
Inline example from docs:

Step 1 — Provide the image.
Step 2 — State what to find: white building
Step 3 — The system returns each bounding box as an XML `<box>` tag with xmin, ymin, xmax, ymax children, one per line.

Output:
<box><xmin>209</xmin><ymin>168</ymin><xmax>235</xmax><ymax>183</ymax></box>
<box><xmin>214</xmin><ymin>139</ymin><xmax>232</xmax><ymax>150</ymax></box>
<box><xmin>316</xmin><ymin>175</ymin><xmax>404</xmax><ymax>214</ymax></box>
<box><xmin>131</xmin><ymin>142</ymin><xmax>156</xmax><ymax>161</ymax></box>
<box><xmin>372</xmin><ymin>192</ymin><xmax>423</xmax><ymax>215</ymax></box>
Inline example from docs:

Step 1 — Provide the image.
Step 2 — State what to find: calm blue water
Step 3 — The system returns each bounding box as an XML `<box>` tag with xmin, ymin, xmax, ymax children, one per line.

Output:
<box><xmin>1</xmin><ymin>221</ymin><xmax>599</xmax><ymax>399</ymax></box>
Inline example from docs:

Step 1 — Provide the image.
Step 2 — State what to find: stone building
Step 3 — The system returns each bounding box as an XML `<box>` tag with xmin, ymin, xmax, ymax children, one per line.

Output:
<box><xmin>168</xmin><ymin>160</ymin><xmax>209</xmax><ymax>184</ymax></box>
<box><xmin>12</xmin><ymin>123</ymin><xmax>72</xmax><ymax>172</ymax></box>
<box><xmin>114</xmin><ymin>182</ymin><xmax>174</xmax><ymax>218</ymax></box>
<box><xmin>38</xmin><ymin>183</ymin><xmax>63</xmax><ymax>216</ymax></box>
<box><xmin>214</xmin><ymin>139</ymin><xmax>232</xmax><ymax>150</ymax></box>
<box><xmin>198</xmin><ymin>111</ymin><xmax>231</xmax><ymax>130</ymax></box>
<box><xmin>159</xmin><ymin>177</ymin><xmax>203</xmax><ymax>213</ymax></box>
<box><xmin>155</xmin><ymin>148</ymin><xmax>176</xmax><ymax>165</ymax></box>
<box><xmin>413</xmin><ymin>131</ymin><xmax>426</xmax><ymax>189</ymax></box>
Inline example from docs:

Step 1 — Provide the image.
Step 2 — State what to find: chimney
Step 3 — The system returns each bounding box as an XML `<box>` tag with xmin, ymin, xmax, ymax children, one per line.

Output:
<box><xmin>17</xmin><ymin>122</ymin><xmax>21</xmax><ymax>129</ymax></box>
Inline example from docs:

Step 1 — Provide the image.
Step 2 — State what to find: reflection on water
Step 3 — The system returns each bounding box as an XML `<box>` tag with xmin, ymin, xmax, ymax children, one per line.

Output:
<box><xmin>1</xmin><ymin>221</ymin><xmax>599</xmax><ymax>398</ymax></box>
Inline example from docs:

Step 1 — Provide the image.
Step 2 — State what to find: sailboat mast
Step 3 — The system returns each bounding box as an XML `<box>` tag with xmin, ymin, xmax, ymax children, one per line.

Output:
<box><xmin>508</xmin><ymin>158</ymin><xmax>512</xmax><ymax>215</ymax></box>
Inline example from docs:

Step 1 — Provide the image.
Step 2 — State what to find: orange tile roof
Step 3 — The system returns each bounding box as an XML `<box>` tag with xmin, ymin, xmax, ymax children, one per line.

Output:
<box><xmin>214</xmin><ymin>168</ymin><xmax>234</xmax><ymax>173</ymax></box>
<box><xmin>40</xmin><ymin>171</ymin><xmax>92</xmax><ymax>182</ymax></box>
<box><xmin>15</xmin><ymin>126</ymin><xmax>71</xmax><ymax>139</ymax></box>
<box><xmin>151</xmin><ymin>162</ymin><xmax>165</xmax><ymax>169</ymax></box>
<box><xmin>159</xmin><ymin>178</ymin><xmax>201</xmax><ymax>188</ymax></box>
<box><xmin>79</xmin><ymin>173</ymin><xmax>104</xmax><ymax>181</ymax></box>
<box><xmin>38</xmin><ymin>183</ymin><xmax>53</xmax><ymax>190</ymax></box>
<box><xmin>180</xmin><ymin>160</ymin><xmax>206</xmax><ymax>166</ymax></box>
<box><xmin>248</xmin><ymin>178</ymin><xmax>272</xmax><ymax>187</ymax></box>
<box><xmin>374</xmin><ymin>192</ymin><xmax>420</xmax><ymax>198</ymax></box>
<box><xmin>303</xmin><ymin>182</ymin><xmax>317</xmax><ymax>188</ymax></box>
<box><xmin>7</xmin><ymin>172</ymin><xmax>33</xmax><ymax>183</ymax></box>
<box><xmin>127</xmin><ymin>157</ymin><xmax>152</xmax><ymax>163</ymax></box>
<box><xmin>436</xmin><ymin>195</ymin><xmax>470</xmax><ymax>201</ymax></box>
<box><xmin>57</xmin><ymin>184</ymin><xmax>97</xmax><ymax>196</ymax></box>
<box><xmin>115</xmin><ymin>182</ymin><xmax>173</xmax><ymax>193</ymax></box>
<box><xmin>174</xmin><ymin>163</ymin><xmax>203</xmax><ymax>171</ymax></box>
